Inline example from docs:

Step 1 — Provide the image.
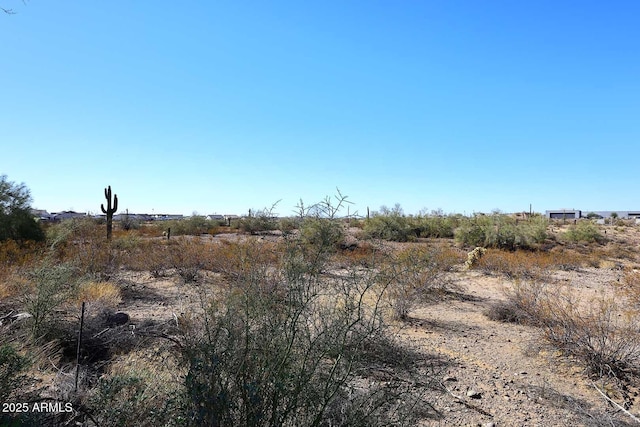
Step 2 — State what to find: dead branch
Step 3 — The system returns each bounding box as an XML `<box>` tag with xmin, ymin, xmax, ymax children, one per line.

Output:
<box><xmin>592</xmin><ymin>382</ymin><xmax>640</xmax><ymax>424</ymax></box>
<box><xmin>440</xmin><ymin>381</ymin><xmax>493</xmax><ymax>418</ymax></box>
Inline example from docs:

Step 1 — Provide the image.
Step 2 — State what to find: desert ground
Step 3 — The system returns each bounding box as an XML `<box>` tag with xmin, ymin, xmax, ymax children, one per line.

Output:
<box><xmin>2</xmin><ymin>218</ymin><xmax>640</xmax><ymax>426</ymax></box>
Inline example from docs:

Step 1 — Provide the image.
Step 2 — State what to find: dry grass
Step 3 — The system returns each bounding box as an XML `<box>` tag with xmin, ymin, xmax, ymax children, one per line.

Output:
<box><xmin>73</xmin><ymin>281</ymin><xmax>122</xmax><ymax>307</ymax></box>
<box><xmin>490</xmin><ymin>279</ymin><xmax>640</xmax><ymax>379</ymax></box>
<box><xmin>474</xmin><ymin>249</ymin><xmax>587</xmax><ymax>279</ymax></box>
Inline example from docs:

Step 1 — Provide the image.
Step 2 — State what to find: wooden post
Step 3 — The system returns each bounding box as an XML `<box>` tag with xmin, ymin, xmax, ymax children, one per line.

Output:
<box><xmin>75</xmin><ymin>302</ymin><xmax>86</xmax><ymax>392</ymax></box>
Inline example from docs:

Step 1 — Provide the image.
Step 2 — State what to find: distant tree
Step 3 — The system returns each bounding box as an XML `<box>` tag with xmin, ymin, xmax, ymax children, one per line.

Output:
<box><xmin>610</xmin><ymin>212</ymin><xmax>619</xmax><ymax>225</ymax></box>
<box><xmin>0</xmin><ymin>175</ymin><xmax>44</xmax><ymax>242</ymax></box>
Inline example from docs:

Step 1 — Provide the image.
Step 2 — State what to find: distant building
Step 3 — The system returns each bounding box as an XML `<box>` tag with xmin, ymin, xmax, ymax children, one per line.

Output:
<box><xmin>546</xmin><ymin>210</ymin><xmax>581</xmax><ymax>220</ymax></box>
<box><xmin>30</xmin><ymin>209</ymin><xmax>53</xmax><ymax>221</ymax></box>
<box><xmin>546</xmin><ymin>209</ymin><xmax>640</xmax><ymax>220</ymax></box>
<box><xmin>51</xmin><ymin>211</ymin><xmax>87</xmax><ymax>221</ymax></box>
<box><xmin>153</xmin><ymin>214</ymin><xmax>184</xmax><ymax>221</ymax></box>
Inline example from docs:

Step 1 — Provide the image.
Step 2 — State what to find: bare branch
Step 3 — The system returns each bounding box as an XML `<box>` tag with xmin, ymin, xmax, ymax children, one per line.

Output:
<box><xmin>592</xmin><ymin>382</ymin><xmax>640</xmax><ymax>424</ymax></box>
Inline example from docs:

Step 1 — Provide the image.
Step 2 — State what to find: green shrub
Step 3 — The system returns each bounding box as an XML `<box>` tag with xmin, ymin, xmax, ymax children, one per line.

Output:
<box><xmin>277</xmin><ymin>217</ymin><xmax>300</xmax><ymax>234</ymax></box>
<box><xmin>157</xmin><ymin>216</ymin><xmax>218</xmax><ymax>236</ymax></box>
<box><xmin>299</xmin><ymin>217</ymin><xmax>344</xmax><ymax>251</ymax></box>
<box><xmin>0</xmin><ymin>175</ymin><xmax>45</xmax><ymax>243</ymax></box>
<box><xmin>19</xmin><ymin>261</ymin><xmax>79</xmax><ymax>338</ymax></box>
<box><xmin>363</xmin><ymin>213</ymin><xmax>414</xmax><ymax>242</ymax></box>
<box><xmin>455</xmin><ymin>215</ymin><xmax>547</xmax><ymax>250</ymax></box>
<box><xmin>87</xmin><ymin>373</ymin><xmax>183</xmax><ymax>427</ymax></box>
<box><xmin>411</xmin><ymin>215</ymin><xmax>460</xmax><ymax>238</ymax></box>
<box><xmin>563</xmin><ymin>221</ymin><xmax>605</xmax><ymax>244</ymax></box>
<box><xmin>0</xmin><ymin>344</ymin><xmax>29</xmax><ymax>402</ymax></box>
<box><xmin>237</xmin><ymin>206</ymin><xmax>279</xmax><ymax>234</ymax></box>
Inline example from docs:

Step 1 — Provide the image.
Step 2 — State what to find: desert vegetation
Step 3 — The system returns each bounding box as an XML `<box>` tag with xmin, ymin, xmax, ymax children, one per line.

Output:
<box><xmin>2</xmin><ymin>182</ymin><xmax>640</xmax><ymax>425</ymax></box>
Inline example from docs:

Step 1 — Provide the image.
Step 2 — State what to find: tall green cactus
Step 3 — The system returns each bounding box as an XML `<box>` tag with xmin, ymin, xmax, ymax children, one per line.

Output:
<box><xmin>101</xmin><ymin>185</ymin><xmax>118</xmax><ymax>240</ymax></box>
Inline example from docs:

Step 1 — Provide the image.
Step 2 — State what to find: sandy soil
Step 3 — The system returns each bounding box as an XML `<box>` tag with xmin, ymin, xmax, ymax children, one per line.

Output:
<box><xmin>405</xmin><ymin>269</ymin><xmax>638</xmax><ymax>426</ymax></box>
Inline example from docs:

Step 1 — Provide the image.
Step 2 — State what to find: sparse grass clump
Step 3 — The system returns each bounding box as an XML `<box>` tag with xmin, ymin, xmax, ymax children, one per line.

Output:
<box><xmin>74</xmin><ymin>281</ymin><xmax>122</xmax><ymax>307</ymax></box>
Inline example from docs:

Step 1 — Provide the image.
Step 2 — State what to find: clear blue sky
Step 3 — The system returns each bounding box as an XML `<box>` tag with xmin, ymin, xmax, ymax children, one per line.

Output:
<box><xmin>2</xmin><ymin>1</ymin><xmax>639</xmax><ymax>217</ymax></box>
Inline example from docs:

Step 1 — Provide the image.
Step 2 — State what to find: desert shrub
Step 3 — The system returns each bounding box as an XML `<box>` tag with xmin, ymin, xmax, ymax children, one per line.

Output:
<box><xmin>563</xmin><ymin>221</ymin><xmax>605</xmax><ymax>244</ymax></box>
<box><xmin>497</xmin><ymin>280</ymin><xmax>640</xmax><ymax>378</ymax></box>
<box><xmin>181</xmin><ymin>252</ymin><xmax>426</xmax><ymax>426</ymax></box>
<box><xmin>0</xmin><ymin>239</ymin><xmax>44</xmax><ymax>293</ymax></box>
<box><xmin>45</xmin><ymin>218</ymin><xmax>121</xmax><ymax>280</ymax></box>
<box><xmin>86</xmin><ymin>372</ymin><xmax>183</xmax><ymax>427</ymax></box>
<box><xmin>363</xmin><ymin>213</ymin><xmax>413</xmax><ymax>242</ymax></box>
<box><xmin>412</xmin><ymin>215</ymin><xmax>460</xmax><ymax>238</ymax></box>
<box><xmin>382</xmin><ymin>245</ymin><xmax>460</xmax><ymax>320</ymax></box>
<box><xmin>0</xmin><ymin>175</ymin><xmax>45</xmax><ymax>243</ymax></box>
<box><xmin>119</xmin><ymin>214</ymin><xmax>141</xmax><ymax>231</ymax></box>
<box><xmin>335</xmin><ymin>241</ymin><xmax>378</xmax><ymax>267</ymax></box>
<box><xmin>299</xmin><ymin>217</ymin><xmax>344</xmax><ymax>252</ymax></box>
<box><xmin>18</xmin><ymin>261</ymin><xmax>79</xmax><ymax>338</ymax></box>
<box><xmin>542</xmin><ymin>296</ymin><xmax>640</xmax><ymax>378</ymax></box>
<box><xmin>0</xmin><ymin>344</ymin><xmax>29</xmax><ymax>402</ymax></box>
<box><xmin>82</xmin><ymin>347</ymin><xmax>186</xmax><ymax>426</ymax></box>
<box><xmin>348</xmin><ymin>218</ymin><xmax>365</xmax><ymax>229</ymax></box>
<box><xmin>156</xmin><ymin>216</ymin><xmax>218</xmax><ymax>237</ymax></box>
<box><xmin>484</xmin><ymin>300</ymin><xmax>532</xmax><ymax>324</ymax></box>
<box><xmin>455</xmin><ymin>215</ymin><xmax>547</xmax><ymax>250</ymax></box>
<box><xmin>0</xmin><ymin>239</ymin><xmax>43</xmax><ymax>267</ymax></box>
<box><xmin>167</xmin><ymin>238</ymin><xmax>211</xmax><ymax>284</ymax></box>
<box><xmin>278</xmin><ymin>216</ymin><xmax>300</xmax><ymax>234</ymax></box>
<box><xmin>178</xmin><ymin>194</ymin><xmax>433</xmax><ymax>426</ymax></box>
<box><xmin>123</xmin><ymin>240</ymin><xmax>172</xmax><ymax>277</ymax></box>
<box><xmin>237</xmin><ymin>207</ymin><xmax>278</xmax><ymax>234</ymax></box>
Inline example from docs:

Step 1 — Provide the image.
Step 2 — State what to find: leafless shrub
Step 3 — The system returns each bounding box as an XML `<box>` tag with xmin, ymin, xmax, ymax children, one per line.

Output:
<box><xmin>497</xmin><ymin>280</ymin><xmax>640</xmax><ymax>379</ymax></box>
<box><xmin>177</xmin><ymin>192</ymin><xmax>438</xmax><ymax>426</ymax></box>
<box><xmin>382</xmin><ymin>245</ymin><xmax>461</xmax><ymax>320</ymax></box>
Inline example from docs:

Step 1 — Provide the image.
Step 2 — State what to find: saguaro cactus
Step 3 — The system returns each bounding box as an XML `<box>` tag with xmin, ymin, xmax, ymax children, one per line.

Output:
<box><xmin>101</xmin><ymin>185</ymin><xmax>118</xmax><ymax>240</ymax></box>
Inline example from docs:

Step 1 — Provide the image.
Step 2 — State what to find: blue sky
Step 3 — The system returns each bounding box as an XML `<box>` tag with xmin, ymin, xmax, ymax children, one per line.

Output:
<box><xmin>2</xmin><ymin>1</ymin><xmax>639</xmax><ymax>217</ymax></box>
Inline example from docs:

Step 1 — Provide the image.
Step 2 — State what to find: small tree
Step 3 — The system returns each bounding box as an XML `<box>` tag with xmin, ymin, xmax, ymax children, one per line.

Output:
<box><xmin>610</xmin><ymin>212</ymin><xmax>618</xmax><ymax>225</ymax></box>
<box><xmin>0</xmin><ymin>175</ymin><xmax>44</xmax><ymax>242</ymax></box>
